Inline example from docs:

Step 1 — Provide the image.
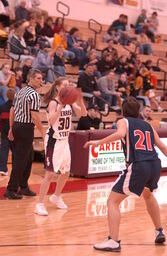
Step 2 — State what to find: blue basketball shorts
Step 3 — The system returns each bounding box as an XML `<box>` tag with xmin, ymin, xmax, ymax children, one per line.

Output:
<box><xmin>112</xmin><ymin>159</ymin><xmax>161</xmax><ymax>197</ymax></box>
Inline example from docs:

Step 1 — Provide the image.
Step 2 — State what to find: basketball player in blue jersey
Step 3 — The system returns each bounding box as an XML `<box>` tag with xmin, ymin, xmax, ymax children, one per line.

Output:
<box><xmin>84</xmin><ymin>96</ymin><xmax>166</xmax><ymax>252</ymax></box>
<box><xmin>35</xmin><ymin>77</ymin><xmax>87</xmax><ymax>216</ymax></box>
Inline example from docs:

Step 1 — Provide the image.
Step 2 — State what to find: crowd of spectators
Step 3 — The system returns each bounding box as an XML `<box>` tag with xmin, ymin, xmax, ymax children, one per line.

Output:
<box><xmin>0</xmin><ymin>1</ymin><xmax>164</xmax><ymax>122</ymax></box>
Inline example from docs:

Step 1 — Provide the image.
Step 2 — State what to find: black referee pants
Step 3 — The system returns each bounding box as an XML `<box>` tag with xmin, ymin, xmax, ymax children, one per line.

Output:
<box><xmin>7</xmin><ymin>122</ymin><xmax>34</xmax><ymax>192</ymax></box>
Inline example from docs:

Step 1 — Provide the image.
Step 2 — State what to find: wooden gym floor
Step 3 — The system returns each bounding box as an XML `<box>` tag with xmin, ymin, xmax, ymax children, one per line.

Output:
<box><xmin>0</xmin><ymin>163</ymin><xmax>167</xmax><ymax>256</ymax></box>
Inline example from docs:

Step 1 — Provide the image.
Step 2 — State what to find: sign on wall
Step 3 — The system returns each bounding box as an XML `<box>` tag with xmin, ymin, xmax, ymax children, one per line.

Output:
<box><xmin>88</xmin><ymin>140</ymin><xmax>126</xmax><ymax>174</ymax></box>
<box><xmin>88</xmin><ymin>138</ymin><xmax>167</xmax><ymax>175</ymax></box>
<box><xmin>155</xmin><ymin>138</ymin><xmax>167</xmax><ymax>168</ymax></box>
<box><xmin>108</xmin><ymin>0</ymin><xmax>140</xmax><ymax>9</ymax></box>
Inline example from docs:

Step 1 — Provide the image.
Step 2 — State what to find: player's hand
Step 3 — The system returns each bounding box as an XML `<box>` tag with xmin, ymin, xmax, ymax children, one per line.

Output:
<box><xmin>83</xmin><ymin>140</ymin><xmax>99</xmax><ymax>149</ymax></box>
<box><xmin>8</xmin><ymin>129</ymin><xmax>14</xmax><ymax>141</ymax></box>
<box><xmin>76</xmin><ymin>88</ymin><xmax>83</xmax><ymax>103</ymax></box>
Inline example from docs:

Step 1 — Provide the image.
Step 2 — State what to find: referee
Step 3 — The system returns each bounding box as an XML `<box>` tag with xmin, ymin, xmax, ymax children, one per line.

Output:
<box><xmin>5</xmin><ymin>69</ymin><xmax>44</xmax><ymax>199</ymax></box>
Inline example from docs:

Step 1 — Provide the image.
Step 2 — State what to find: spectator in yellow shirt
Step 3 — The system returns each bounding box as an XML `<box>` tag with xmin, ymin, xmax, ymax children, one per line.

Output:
<box><xmin>52</xmin><ymin>29</ymin><xmax>75</xmax><ymax>60</ymax></box>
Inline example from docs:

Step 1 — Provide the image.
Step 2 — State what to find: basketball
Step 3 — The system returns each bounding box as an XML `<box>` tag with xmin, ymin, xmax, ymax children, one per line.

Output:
<box><xmin>59</xmin><ymin>86</ymin><xmax>79</xmax><ymax>105</ymax></box>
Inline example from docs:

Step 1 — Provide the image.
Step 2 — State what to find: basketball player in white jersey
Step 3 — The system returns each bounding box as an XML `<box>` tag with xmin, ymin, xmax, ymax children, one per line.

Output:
<box><xmin>35</xmin><ymin>77</ymin><xmax>87</xmax><ymax>216</ymax></box>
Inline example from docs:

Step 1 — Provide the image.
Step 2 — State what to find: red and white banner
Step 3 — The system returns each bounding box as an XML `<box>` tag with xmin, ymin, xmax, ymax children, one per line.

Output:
<box><xmin>88</xmin><ymin>140</ymin><xmax>126</xmax><ymax>174</ymax></box>
<box><xmin>88</xmin><ymin>138</ymin><xmax>167</xmax><ymax>175</ymax></box>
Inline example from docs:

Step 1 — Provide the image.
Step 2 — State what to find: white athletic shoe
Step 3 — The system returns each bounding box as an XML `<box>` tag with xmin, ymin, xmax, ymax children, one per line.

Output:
<box><xmin>35</xmin><ymin>203</ymin><xmax>48</xmax><ymax>216</ymax></box>
<box><xmin>49</xmin><ymin>194</ymin><xmax>68</xmax><ymax>209</ymax></box>
<box><xmin>94</xmin><ymin>237</ymin><xmax>121</xmax><ymax>252</ymax></box>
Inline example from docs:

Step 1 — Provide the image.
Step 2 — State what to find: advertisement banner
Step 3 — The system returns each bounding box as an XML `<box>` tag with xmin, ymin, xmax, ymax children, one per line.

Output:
<box><xmin>155</xmin><ymin>138</ymin><xmax>167</xmax><ymax>168</ymax></box>
<box><xmin>108</xmin><ymin>0</ymin><xmax>140</xmax><ymax>9</ymax></box>
<box><xmin>88</xmin><ymin>138</ymin><xmax>167</xmax><ymax>175</ymax></box>
<box><xmin>143</xmin><ymin>0</ymin><xmax>167</xmax><ymax>16</ymax></box>
<box><xmin>88</xmin><ymin>140</ymin><xmax>126</xmax><ymax>174</ymax></box>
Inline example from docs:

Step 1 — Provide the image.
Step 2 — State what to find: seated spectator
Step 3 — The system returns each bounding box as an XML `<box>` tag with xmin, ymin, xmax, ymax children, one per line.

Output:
<box><xmin>15</xmin><ymin>0</ymin><xmax>31</xmax><ymax>10</ymax></box>
<box><xmin>119</xmin><ymin>15</ymin><xmax>131</xmax><ymax>46</ymax></box>
<box><xmin>16</xmin><ymin>0</ymin><xmax>41</xmax><ymax>11</ymax></box>
<box><xmin>102</xmin><ymin>40</ymin><xmax>118</xmax><ymax>59</ymax></box>
<box><xmin>16</xmin><ymin>0</ymin><xmax>46</xmax><ymax>19</ymax></box>
<box><xmin>136</xmin><ymin>66</ymin><xmax>162</xmax><ymax>111</ymax></box>
<box><xmin>137</xmin><ymin>29</ymin><xmax>153</xmax><ymax>55</ymax></box>
<box><xmin>117</xmin><ymin>73</ymin><xmax>129</xmax><ymax>99</ymax></box>
<box><xmin>97</xmin><ymin>70</ymin><xmax>120</xmax><ymax>107</ymax></box>
<box><xmin>77</xmin><ymin>103</ymin><xmax>100</xmax><ymax>130</ymax></box>
<box><xmin>103</xmin><ymin>27</ymin><xmax>120</xmax><ymax>43</ymax></box>
<box><xmin>0</xmin><ymin>14</ymin><xmax>9</xmax><ymax>47</ymax></box>
<box><xmin>52</xmin><ymin>29</ymin><xmax>75</xmax><ymax>60</ymax></box>
<box><xmin>145</xmin><ymin>12</ymin><xmax>159</xmax><ymax>42</ymax></box>
<box><xmin>53</xmin><ymin>46</ymin><xmax>65</xmax><ymax>77</ymax></box>
<box><xmin>15</xmin><ymin>0</ymin><xmax>30</xmax><ymax>21</ymax></box>
<box><xmin>14</xmin><ymin>67</ymin><xmax>23</xmax><ymax>90</ymax></box>
<box><xmin>115</xmin><ymin>55</ymin><xmax>128</xmax><ymax>75</ymax></box>
<box><xmin>79</xmin><ymin>49</ymin><xmax>98</xmax><ymax>71</ymax></box>
<box><xmin>85</xmin><ymin>37</ymin><xmax>95</xmax><ymax>52</ymax></box>
<box><xmin>22</xmin><ymin>58</ymin><xmax>32</xmax><ymax>83</ymax></box>
<box><xmin>97</xmin><ymin>52</ymin><xmax>113</xmax><ymax>76</ymax></box>
<box><xmin>35</xmin><ymin>13</ymin><xmax>44</xmax><ymax>37</ymax></box>
<box><xmin>29</xmin><ymin>12</ymin><xmax>37</xmax><ymax>26</ymax></box>
<box><xmin>107</xmin><ymin>14</ymin><xmax>126</xmax><ymax>33</ymax></box>
<box><xmin>139</xmin><ymin>105</ymin><xmax>152</xmax><ymax>121</ymax></box>
<box><xmin>0</xmin><ymin>0</ymin><xmax>9</xmax><ymax>15</ymax></box>
<box><xmin>24</xmin><ymin>24</ymin><xmax>37</xmax><ymax>48</ymax></box>
<box><xmin>0</xmin><ymin>88</ymin><xmax>15</xmax><ymax>176</ymax></box>
<box><xmin>125</xmin><ymin>52</ymin><xmax>138</xmax><ymax>77</ymax></box>
<box><xmin>35</xmin><ymin>13</ymin><xmax>50</xmax><ymax>49</ymax></box>
<box><xmin>10</xmin><ymin>21</ymin><xmax>34</xmax><ymax>66</ymax></box>
<box><xmin>53</xmin><ymin>17</ymin><xmax>64</xmax><ymax>34</ymax></box>
<box><xmin>0</xmin><ymin>63</ymin><xmax>15</xmax><ymax>103</ymax></box>
<box><xmin>32</xmin><ymin>46</ymin><xmax>55</xmax><ymax>83</ymax></box>
<box><xmin>42</xmin><ymin>16</ymin><xmax>54</xmax><ymax>42</ymax></box>
<box><xmin>67</xmin><ymin>27</ymin><xmax>85</xmax><ymax>61</ymax></box>
<box><xmin>78</xmin><ymin>63</ymin><xmax>101</xmax><ymax>101</ymax></box>
<box><xmin>135</xmin><ymin>9</ymin><xmax>147</xmax><ymax>34</ymax></box>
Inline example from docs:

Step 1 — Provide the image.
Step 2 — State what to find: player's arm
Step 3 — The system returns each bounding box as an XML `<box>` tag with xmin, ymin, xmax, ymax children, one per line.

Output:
<box><xmin>153</xmin><ymin>127</ymin><xmax>167</xmax><ymax>156</ymax></box>
<box><xmin>8</xmin><ymin>106</ymin><xmax>14</xmax><ymax>141</ymax></box>
<box><xmin>72</xmin><ymin>89</ymin><xmax>87</xmax><ymax>117</ymax></box>
<box><xmin>84</xmin><ymin>118</ymin><xmax>126</xmax><ymax>148</ymax></box>
<box><xmin>47</xmin><ymin>100</ymin><xmax>64</xmax><ymax>126</ymax></box>
<box><xmin>31</xmin><ymin>111</ymin><xmax>45</xmax><ymax>140</ymax></box>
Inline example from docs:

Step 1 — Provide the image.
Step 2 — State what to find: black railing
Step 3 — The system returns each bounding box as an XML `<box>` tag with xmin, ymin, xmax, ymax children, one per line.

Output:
<box><xmin>157</xmin><ymin>58</ymin><xmax>167</xmax><ymax>97</ymax></box>
<box><xmin>88</xmin><ymin>19</ymin><xmax>102</xmax><ymax>48</ymax></box>
<box><xmin>56</xmin><ymin>1</ymin><xmax>70</xmax><ymax>26</ymax></box>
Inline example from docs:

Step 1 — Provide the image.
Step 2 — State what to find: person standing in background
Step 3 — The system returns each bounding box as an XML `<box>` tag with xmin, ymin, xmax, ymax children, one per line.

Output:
<box><xmin>5</xmin><ymin>69</ymin><xmax>44</xmax><ymax>199</ymax></box>
<box><xmin>0</xmin><ymin>88</ymin><xmax>15</xmax><ymax>176</ymax></box>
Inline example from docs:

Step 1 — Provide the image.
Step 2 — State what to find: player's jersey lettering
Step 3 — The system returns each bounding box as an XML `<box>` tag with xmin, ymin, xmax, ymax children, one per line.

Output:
<box><xmin>58</xmin><ymin>117</ymin><xmax>70</xmax><ymax>130</ymax></box>
<box><xmin>48</xmin><ymin>104</ymin><xmax>72</xmax><ymax>140</ymax></box>
<box><xmin>122</xmin><ymin>117</ymin><xmax>157</xmax><ymax>163</ymax></box>
<box><xmin>134</xmin><ymin>130</ymin><xmax>153</xmax><ymax>151</ymax></box>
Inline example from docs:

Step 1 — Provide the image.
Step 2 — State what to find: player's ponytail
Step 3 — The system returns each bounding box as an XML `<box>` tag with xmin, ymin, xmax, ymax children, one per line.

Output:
<box><xmin>43</xmin><ymin>77</ymin><xmax>66</xmax><ymax>104</ymax></box>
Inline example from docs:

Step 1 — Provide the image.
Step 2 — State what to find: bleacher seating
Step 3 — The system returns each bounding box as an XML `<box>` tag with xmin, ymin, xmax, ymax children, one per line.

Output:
<box><xmin>1</xmin><ymin>16</ymin><xmax>167</xmax><ymax>153</ymax></box>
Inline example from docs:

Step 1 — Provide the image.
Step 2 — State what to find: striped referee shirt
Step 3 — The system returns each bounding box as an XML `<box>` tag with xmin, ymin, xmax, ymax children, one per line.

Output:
<box><xmin>13</xmin><ymin>86</ymin><xmax>41</xmax><ymax>123</ymax></box>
